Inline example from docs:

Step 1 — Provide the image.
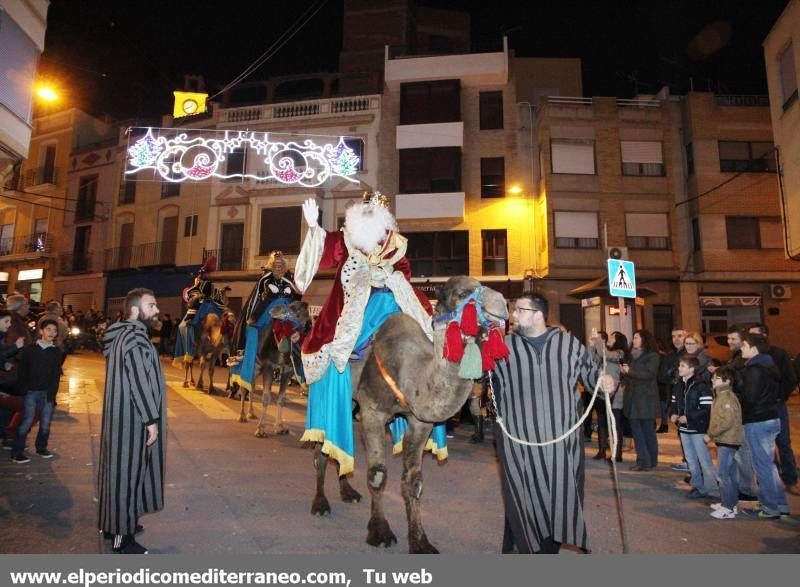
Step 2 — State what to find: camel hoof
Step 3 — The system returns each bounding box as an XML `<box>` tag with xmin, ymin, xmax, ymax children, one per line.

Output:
<box><xmin>190</xmin><ymin>379</ymin><xmax>196</xmax><ymax>386</ymax></box>
<box><xmin>208</xmin><ymin>386</ymin><xmax>217</xmax><ymax>396</ymax></box>
<box><xmin>367</xmin><ymin>518</ymin><xmax>397</xmax><ymax>548</ymax></box>
<box><xmin>340</xmin><ymin>485</ymin><xmax>362</xmax><ymax>504</ymax></box>
<box><xmin>182</xmin><ymin>382</ymin><xmax>190</xmax><ymax>388</ymax></box>
<box><xmin>311</xmin><ymin>496</ymin><xmax>331</xmax><ymax>516</ymax></box>
<box><xmin>238</xmin><ymin>414</ymin><xmax>249</xmax><ymax>424</ymax></box>
<box><xmin>248</xmin><ymin>413</ymin><xmax>257</xmax><ymax>420</ymax></box>
<box><xmin>254</xmin><ymin>427</ymin><xmax>269</xmax><ymax>438</ymax></box>
<box><xmin>409</xmin><ymin>535</ymin><xmax>439</xmax><ymax>554</ymax></box>
<box><xmin>274</xmin><ymin>426</ymin><xmax>290</xmax><ymax>436</ymax></box>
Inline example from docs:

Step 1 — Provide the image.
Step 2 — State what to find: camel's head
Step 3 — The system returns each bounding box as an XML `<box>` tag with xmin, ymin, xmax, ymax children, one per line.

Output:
<box><xmin>269</xmin><ymin>300</ymin><xmax>310</xmax><ymax>330</ymax></box>
<box><xmin>434</xmin><ymin>276</ymin><xmax>509</xmax><ymax>330</ymax></box>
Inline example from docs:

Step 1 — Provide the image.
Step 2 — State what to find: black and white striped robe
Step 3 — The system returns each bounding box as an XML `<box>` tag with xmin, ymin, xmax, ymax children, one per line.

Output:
<box><xmin>493</xmin><ymin>327</ymin><xmax>600</xmax><ymax>553</ymax></box>
<box><xmin>98</xmin><ymin>320</ymin><xmax>167</xmax><ymax>536</ymax></box>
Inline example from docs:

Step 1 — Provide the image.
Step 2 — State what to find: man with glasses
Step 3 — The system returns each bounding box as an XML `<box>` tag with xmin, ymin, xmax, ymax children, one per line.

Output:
<box><xmin>493</xmin><ymin>293</ymin><xmax>612</xmax><ymax>554</ymax></box>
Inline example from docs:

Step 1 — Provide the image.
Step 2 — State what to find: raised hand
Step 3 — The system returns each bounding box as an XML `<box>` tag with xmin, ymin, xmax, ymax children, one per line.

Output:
<box><xmin>302</xmin><ymin>198</ymin><xmax>319</xmax><ymax>228</ymax></box>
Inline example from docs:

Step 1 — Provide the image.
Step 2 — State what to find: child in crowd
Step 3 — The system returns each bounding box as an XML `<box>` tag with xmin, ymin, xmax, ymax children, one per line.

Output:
<box><xmin>671</xmin><ymin>355</ymin><xmax>718</xmax><ymax>499</ymax></box>
<box><xmin>11</xmin><ymin>319</ymin><xmax>65</xmax><ymax>464</ymax></box>
<box><xmin>704</xmin><ymin>367</ymin><xmax>743</xmax><ymax>519</ymax></box>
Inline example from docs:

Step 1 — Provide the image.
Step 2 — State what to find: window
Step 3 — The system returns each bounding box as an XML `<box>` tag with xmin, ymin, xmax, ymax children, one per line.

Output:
<box><xmin>259</xmin><ymin>207</ymin><xmax>301</xmax><ymax>255</ymax></box>
<box><xmin>41</xmin><ymin>145</ymin><xmax>57</xmax><ymax>184</ymax></box>
<box><xmin>161</xmin><ymin>181</ymin><xmax>180</xmax><ymax>198</ymax></box>
<box><xmin>725</xmin><ymin>216</ymin><xmax>760</xmax><ymax>249</ymax></box>
<box><xmin>621</xmin><ymin>141</ymin><xmax>664</xmax><ymax>176</ymax></box>
<box><xmin>625</xmin><ymin>213</ymin><xmax>670</xmax><ymax>249</ymax></box>
<box><xmin>480</xmin><ymin>157</ymin><xmax>505</xmax><ymax>198</ymax></box>
<box><xmin>73</xmin><ymin>226</ymin><xmax>91</xmax><ymax>271</ymax></box>
<box><xmin>400</xmin><ymin>80</ymin><xmax>460</xmax><ymax>125</ymax></box>
<box><xmin>344</xmin><ymin>138</ymin><xmax>364</xmax><ymax>171</ymax></box>
<box><xmin>779</xmin><ymin>42</ymin><xmax>798</xmax><ymax>110</ymax></box>
<box><xmin>759</xmin><ymin>217</ymin><xmax>783</xmax><ymax>249</ymax></box>
<box><xmin>406</xmin><ymin>231</ymin><xmax>468</xmax><ymax>277</ymax></box>
<box><xmin>0</xmin><ymin>10</ymin><xmax>39</xmax><ymax>123</ymax></box>
<box><xmin>184</xmin><ymin>214</ymin><xmax>198</xmax><ymax>237</ymax></box>
<box><xmin>685</xmin><ymin>143</ymin><xmax>695</xmax><ymax>176</ymax></box>
<box><xmin>481</xmin><ymin>230</ymin><xmax>507</xmax><ymax>276</ymax></box>
<box><xmin>398</xmin><ymin>148</ymin><xmax>461</xmax><ymax>193</ymax></box>
<box><xmin>718</xmin><ymin>141</ymin><xmax>776</xmax><ymax>173</ymax></box>
<box><xmin>226</xmin><ymin>148</ymin><xmax>246</xmax><ymax>177</ymax></box>
<box><xmin>76</xmin><ymin>175</ymin><xmax>97</xmax><ymax>221</ymax></box>
<box><xmin>554</xmin><ymin>211</ymin><xmax>599</xmax><ymax>248</ymax></box>
<box><xmin>479</xmin><ymin>91</ymin><xmax>503</xmax><ymax>130</ymax></box>
<box><xmin>120</xmin><ymin>179</ymin><xmax>136</xmax><ymax>204</ymax></box>
<box><xmin>691</xmin><ymin>217</ymin><xmax>701</xmax><ymax>252</ymax></box>
<box><xmin>551</xmin><ymin>140</ymin><xmax>595</xmax><ymax>174</ymax></box>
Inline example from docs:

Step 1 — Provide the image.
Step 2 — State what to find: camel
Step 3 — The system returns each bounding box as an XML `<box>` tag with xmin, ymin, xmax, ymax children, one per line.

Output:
<box><xmin>310</xmin><ymin>276</ymin><xmax>508</xmax><ymax>554</ymax></box>
<box><xmin>236</xmin><ymin>300</ymin><xmax>309</xmax><ymax>436</ymax></box>
<box><xmin>195</xmin><ymin>313</ymin><xmax>226</xmax><ymax>395</ymax></box>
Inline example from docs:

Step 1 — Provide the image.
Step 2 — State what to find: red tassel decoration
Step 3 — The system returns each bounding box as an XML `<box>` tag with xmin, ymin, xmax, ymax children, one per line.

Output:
<box><xmin>482</xmin><ymin>340</ymin><xmax>495</xmax><ymax>371</ymax></box>
<box><xmin>488</xmin><ymin>328</ymin><xmax>510</xmax><ymax>360</ymax></box>
<box><xmin>460</xmin><ymin>301</ymin><xmax>479</xmax><ymax>336</ymax></box>
<box><xmin>443</xmin><ymin>321</ymin><xmax>464</xmax><ymax>362</ymax></box>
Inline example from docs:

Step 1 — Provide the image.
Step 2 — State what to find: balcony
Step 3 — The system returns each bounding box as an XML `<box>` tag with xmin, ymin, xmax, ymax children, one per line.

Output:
<box><xmin>20</xmin><ymin>166</ymin><xmax>58</xmax><ymax>188</ymax></box>
<box><xmin>715</xmin><ymin>95</ymin><xmax>769</xmax><ymax>107</ymax></box>
<box><xmin>385</xmin><ymin>40</ymin><xmax>508</xmax><ymax>85</ymax></box>
<box><xmin>203</xmin><ymin>247</ymin><xmax>248</xmax><ymax>272</ymax></box>
<box><xmin>104</xmin><ymin>241</ymin><xmax>177</xmax><ymax>271</ymax></box>
<box><xmin>0</xmin><ymin>232</ymin><xmax>53</xmax><ymax>258</ymax></box>
<box><xmin>222</xmin><ymin>95</ymin><xmax>380</xmax><ymax>125</ymax></box>
<box><xmin>396</xmin><ymin>122</ymin><xmax>464</xmax><ymax>149</ymax></box>
<box><xmin>58</xmin><ymin>252</ymin><xmax>97</xmax><ymax>275</ymax></box>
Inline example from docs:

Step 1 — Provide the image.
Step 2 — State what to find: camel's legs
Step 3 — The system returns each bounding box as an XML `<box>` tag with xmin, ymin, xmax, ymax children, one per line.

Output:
<box><xmin>255</xmin><ymin>368</ymin><xmax>275</xmax><ymax>437</ymax></box>
<box><xmin>182</xmin><ymin>363</ymin><xmax>192</xmax><ymax>388</ymax></box>
<box><xmin>361</xmin><ymin>407</ymin><xmax>396</xmax><ymax>548</ymax></box>
<box><xmin>400</xmin><ymin>415</ymin><xmax>438</xmax><ymax>554</ymax></box>
<box><xmin>196</xmin><ymin>354</ymin><xmax>207</xmax><ymax>391</ymax></box>
<box><xmin>311</xmin><ymin>445</ymin><xmax>332</xmax><ymax>516</ymax></box>
<box><xmin>273</xmin><ymin>368</ymin><xmax>291</xmax><ymax>434</ymax></box>
<box><xmin>247</xmin><ymin>364</ymin><xmax>259</xmax><ymax>420</ymax></box>
<box><xmin>207</xmin><ymin>352</ymin><xmax>217</xmax><ymax>395</ymax></box>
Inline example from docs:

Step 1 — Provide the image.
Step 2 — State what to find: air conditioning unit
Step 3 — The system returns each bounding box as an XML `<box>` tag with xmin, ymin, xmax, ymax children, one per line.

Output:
<box><xmin>769</xmin><ymin>284</ymin><xmax>792</xmax><ymax>300</ymax></box>
<box><xmin>607</xmin><ymin>246</ymin><xmax>629</xmax><ymax>260</ymax></box>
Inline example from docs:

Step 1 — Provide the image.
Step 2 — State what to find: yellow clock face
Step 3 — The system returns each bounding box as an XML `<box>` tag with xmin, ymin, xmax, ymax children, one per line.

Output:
<box><xmin>182</xmin><ymin>99</ymin><xmax>198</xmax><ymax>114</ymax></box>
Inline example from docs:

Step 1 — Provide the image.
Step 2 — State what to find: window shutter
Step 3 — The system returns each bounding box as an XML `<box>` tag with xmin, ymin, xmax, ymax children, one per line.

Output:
<box><xmin>779</xmin><ymin>42</ymin><xmax>798</xmax><ymax>103</ymax></box>
<box><xmin>551</xmin><ymin>141</ymin><xmax>595</xmax><ymax>174</ymax></box>
<box><xmin>621</xmin><ymin>141</ymin><xmax>663</xmax><ymax>164</ymax></box>
<box><xmin>554</xmin><ymin>211</ymin><xmax>599</xmax><ymax>238</ymax></box>
<box><xmin>626</xmin><ymin>213</ymin><xmax>669</xmax><ymax>237</ymax></box>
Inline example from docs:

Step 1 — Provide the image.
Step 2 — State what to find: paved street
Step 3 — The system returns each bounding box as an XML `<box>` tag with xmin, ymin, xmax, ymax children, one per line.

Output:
<box><xmin>1</xmin><ymin>352</ymin><xmax>799</xmax><ymax>554</ymax></box>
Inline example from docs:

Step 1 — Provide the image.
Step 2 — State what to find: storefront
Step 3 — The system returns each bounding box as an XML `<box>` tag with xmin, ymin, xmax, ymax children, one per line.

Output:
<box><xmin>14</xmin><ymin>268</ymin><xmax>44</xmax><ymax>303</ymax></box>
<box><xmin>698</xmin><ymin>294</ymin><xmax>762</xmax><ymax>336</ymax></box>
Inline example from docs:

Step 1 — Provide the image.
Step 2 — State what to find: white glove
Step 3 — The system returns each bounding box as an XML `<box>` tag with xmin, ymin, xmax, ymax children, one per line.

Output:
<box><xmin>302</xmin><ymin>198</ymin><xmax>319</xmax><ymax>228</ymax></box>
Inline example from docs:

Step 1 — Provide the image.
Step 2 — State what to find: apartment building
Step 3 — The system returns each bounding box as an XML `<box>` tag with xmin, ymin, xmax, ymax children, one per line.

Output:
<box><xmin>679</xmin><ymin>91</ymin><xmax>800</xmax><ymax>352</ymax></box>
<box><xmin>764</xmin><ymin>0</ymin><xmax>800</xmax><ymax>260</ymax></box>
<box><xmin>381</xmin><ymin>38</ymin><xmax>583</xmax><ymax>302</ymax></box>
<box><xmin>0</xmin><ymin>108</ymin><xmax>112</xmax><ymax>302</ymax></box>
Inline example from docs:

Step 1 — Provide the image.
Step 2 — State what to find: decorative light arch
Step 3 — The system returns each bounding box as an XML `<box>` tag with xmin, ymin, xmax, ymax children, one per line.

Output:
<box><xmin>125</xmin><ymin>127</ymin><xmax>361</xmax><ymax>187</ymax></box>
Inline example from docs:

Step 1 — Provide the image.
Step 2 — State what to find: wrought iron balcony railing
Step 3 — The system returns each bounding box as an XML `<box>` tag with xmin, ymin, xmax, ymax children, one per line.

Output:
<box><xmin>58</xmin><ymin>252</ymin><xmax>96</xmax><ymax>274</ymax></box>
<box><xmin>0</xmin><ymin>232</ymin><xmax>53</xmax><ymax>257</ymax></box>
<box><xmin>104</xmin><ymin>240</ymin><xmax>177</xmax><ymax>270</ymax></box>
<box><xmin>202</xmin><ymin>247</ymin><xmax>248</xmax><ymax>272</ymax></box>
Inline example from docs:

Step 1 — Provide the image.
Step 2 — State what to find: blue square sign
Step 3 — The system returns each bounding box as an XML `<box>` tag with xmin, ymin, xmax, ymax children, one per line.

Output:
<box><xmin>608</xmin><ymin>259</ymin><xmax>636</xmax><ymax>298</ymax></box>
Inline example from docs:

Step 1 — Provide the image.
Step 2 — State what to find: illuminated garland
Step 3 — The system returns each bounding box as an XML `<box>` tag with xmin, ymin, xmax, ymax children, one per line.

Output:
<box><xmin>125</xmin><ymin>128</ymin><xmax>361</xmax><ymax>187</ymax></box>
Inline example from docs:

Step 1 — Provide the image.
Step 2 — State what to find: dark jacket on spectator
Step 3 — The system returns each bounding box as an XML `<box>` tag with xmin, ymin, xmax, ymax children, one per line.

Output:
<box><xmin>766</xmin><ymin>344</ymin><xmax>797</xmax><ymax>401</ymax></box>
<box><xmin>739</xmin><ymin>353</ymin><xmax>780</xmax><ymax>424</ymax></box>
<box><xmin>16</xmin><ymin>342</ymin><xmax>65</xmax><ymax>401</ymax></box>
<box><xmin>658</xmin><ymin>347</ymin><xmax>683</xmax><ymax>404</ymax></box>
<box><xmin>623</xmin><ymin>350</ymin><xmax>661</xmax><ymax>419</ymax></box>
<box><xmin>670</xmin><ymin>375</ymin><xmax>714</xmax><ymax>434</ymax></box>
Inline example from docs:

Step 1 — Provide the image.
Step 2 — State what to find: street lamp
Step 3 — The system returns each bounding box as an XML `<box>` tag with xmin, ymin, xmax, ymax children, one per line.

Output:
<box><xmin>35</xmin><ymin>84</ymin><xmax>59</xmax><ymax>103</ymax></box>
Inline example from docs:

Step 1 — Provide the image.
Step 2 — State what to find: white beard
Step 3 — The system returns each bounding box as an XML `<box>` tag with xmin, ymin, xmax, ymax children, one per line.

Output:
<box><xmin>344</xmin><ymin>204</ymin><xmax>397</xmax><ymax>254</ymax></box>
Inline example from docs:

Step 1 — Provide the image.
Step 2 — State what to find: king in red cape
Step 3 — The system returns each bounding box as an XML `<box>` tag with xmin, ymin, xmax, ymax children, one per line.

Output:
<box><xmin>295</xmin><ymin>192</ymin><xmax>434</xmax><ymax>475</ymax></box>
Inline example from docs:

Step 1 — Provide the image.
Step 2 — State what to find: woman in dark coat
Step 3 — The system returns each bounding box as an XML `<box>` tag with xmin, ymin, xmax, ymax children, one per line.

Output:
<box><xmin>621</xmin><ymin>329</ymin><xmax>661</xmax><ymax>470</ymax></box>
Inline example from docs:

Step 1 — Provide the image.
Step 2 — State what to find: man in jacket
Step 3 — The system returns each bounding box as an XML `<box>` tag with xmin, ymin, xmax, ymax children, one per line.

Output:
<box><xmin>739</xmin><ymin>334</ymin><xmax>789</xmax><ymax>519</ymax></box>
<box><xmin>748</xmin><ymin>324</ymin><xmax>799</xmax><ymax>496</ymax></box>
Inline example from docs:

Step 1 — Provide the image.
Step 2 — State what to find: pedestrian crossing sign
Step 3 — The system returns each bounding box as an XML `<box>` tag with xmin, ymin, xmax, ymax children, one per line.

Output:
<box><xmin>608</xmin><ymin>259</ymin><xmax>636</xmax><ymax>298</ymax></box>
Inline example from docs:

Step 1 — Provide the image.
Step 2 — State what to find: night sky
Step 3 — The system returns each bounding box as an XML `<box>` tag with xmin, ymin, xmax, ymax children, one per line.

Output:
<box><xmin>39</xmin><ymin>0</ymin><xmax>789</xmax><ymax>120</ymax></box>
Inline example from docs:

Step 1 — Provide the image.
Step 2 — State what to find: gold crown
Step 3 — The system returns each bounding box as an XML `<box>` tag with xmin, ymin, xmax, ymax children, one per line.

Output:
<box><xmin>362</xmin><ymin>190</ymin><xmax>389</xmax><ymax>208</ymax></box>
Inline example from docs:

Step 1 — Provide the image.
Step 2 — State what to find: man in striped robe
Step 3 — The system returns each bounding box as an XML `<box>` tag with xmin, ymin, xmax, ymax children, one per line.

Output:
<box><xmin>98</xmin><ymin>288</ymin><xmax>166</xmax><ymax>555</ymax></box>
<box><xmin>493</xmin><ymin>293</ymin><xmax>604</xmax><ymax>554</ymax></box>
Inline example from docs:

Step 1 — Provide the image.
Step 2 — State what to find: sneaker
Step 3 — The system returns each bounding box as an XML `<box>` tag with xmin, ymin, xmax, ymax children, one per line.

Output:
<box><xmin>710</xmin><ymin>506</ymin><xmax>738</xmax><ymax>519</ymax></box>
<box><xmin>36</xmin><ymin>448</ymin><xmax>53</xmax><ymax>458</ymax></box>
<box><xmin>671</xmin><ymin>462</ymin><xmax>690</xmax><ymax>472</ymax></box>
<box><xmin>112</xmin><ymin>536</ymin><xmax>149</xmax><ymax>554</ymax></box>
<box><xmin>11</xmin><ymin>453</ymin><xmax>30</xmax><ymax>464</ymax></box>
<box><xmin>686</xmin><ymin>488</ymin><xmax>705</xmax><ymax>499</ymax></box>
<box><xmin>1</xmin><ymin>438</ymin><xmax>13</xmax><ymax>451</ymax></box>
<box><xmin>756</xmin><ymin>510</ymin><xmax>781</xmax><ymax>520</ymax></box>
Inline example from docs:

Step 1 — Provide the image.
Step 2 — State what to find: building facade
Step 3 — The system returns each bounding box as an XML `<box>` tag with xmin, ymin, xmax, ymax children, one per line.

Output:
<box><xmin>0</xmin><ymin>108</ymin><xmax>111</xmax><ymax>302</ymax></box>
<box><xmin>764</xmin><ymin>0</ymin><xmax>800</xmax><ymax>259</ymax></box>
